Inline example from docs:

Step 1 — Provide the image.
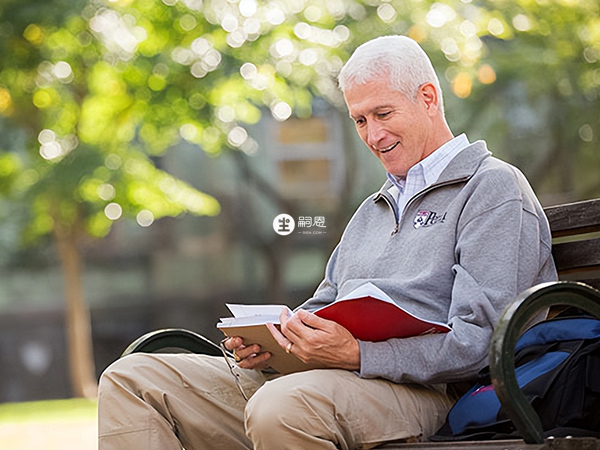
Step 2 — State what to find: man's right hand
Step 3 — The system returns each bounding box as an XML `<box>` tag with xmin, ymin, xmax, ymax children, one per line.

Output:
<box><xmin>222</xmin><ymin>336</ymin><xmax>273</xmax><ymax>371</ymax></box>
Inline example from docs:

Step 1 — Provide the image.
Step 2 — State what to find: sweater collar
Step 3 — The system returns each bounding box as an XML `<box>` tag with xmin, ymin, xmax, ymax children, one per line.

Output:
<box><xmin>374</xmin><ymin>140</ymin><xmax>492</xmax><ymax>200</ymax></box>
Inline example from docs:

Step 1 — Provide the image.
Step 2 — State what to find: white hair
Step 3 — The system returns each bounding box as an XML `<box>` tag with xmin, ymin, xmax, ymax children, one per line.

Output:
<box><xmin>338</xmin><ymin>35</ymin><xmax>444</xmax><ymax>114</ymax></box>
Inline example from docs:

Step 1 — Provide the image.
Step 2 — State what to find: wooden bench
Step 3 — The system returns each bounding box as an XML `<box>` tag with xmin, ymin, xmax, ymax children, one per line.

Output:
<box><xmin>489</xmin><ymin>198</ymin><xmax>600</xmax><ymax>446</ymax></box>
<box><xmin>121</xmin><ymin>198</ymin><xmax>600</xmax><ymax>450</ymax></box>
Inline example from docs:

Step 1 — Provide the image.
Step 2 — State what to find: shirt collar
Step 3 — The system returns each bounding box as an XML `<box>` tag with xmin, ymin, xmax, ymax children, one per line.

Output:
<box><xmin>386</xmin><ymin>133</ymin><xmax>470</xmax><ymax>191</ymax></box>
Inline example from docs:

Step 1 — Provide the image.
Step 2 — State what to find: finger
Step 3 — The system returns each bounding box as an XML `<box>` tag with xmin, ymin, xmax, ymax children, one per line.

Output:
<box><xmin>285</xmin><ymin>310</ymin><xmax>333</xmax><ymax>340</ymax></box>
<box><xmin>237</xmin><ymin>350</ymin><xmax>272</xmax><ymax>370</ymax></box>
<box><xmin>278</xmin><ymin>310</ymin><xmax>316</xmax><ymax>344</ymax></box>
<box><xmin>234</xmin><ymin>343</ymin><xmax>261</xmax><ymax>360</ymax></box>
<box><xmin>266</xmin><ymin>322</ymin><xmax>291</xmax><ymax>349</ymax></box>
<box><xmin>224</xmin><ymin>336</ymin><xmax>243</xmax><ymax>351</ymax></box>
<box><xmin>277</xmin><ymin>309</ymin><xmax>299</xmax><ymax>343</ymax></box>
<box><xmin>279</xmin><ymin>308</ymin><xmax>292</xmax><ymax>327</ymax></box>
<box><xmin>295</xmin><ymin>309</ymin><xmax>333</xmax><ymax>330</ymax></box>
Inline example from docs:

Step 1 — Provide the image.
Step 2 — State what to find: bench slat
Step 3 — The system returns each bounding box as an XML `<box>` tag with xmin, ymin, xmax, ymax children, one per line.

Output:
<box><xmin>552</xmin><ymin>237</ymin><xmax>600</xmax><ymax>274</ymax></box>
<box><xmin>545</xmin><ymin>198</ymin><xmax>600</xmax><ymax>237</ymax></box>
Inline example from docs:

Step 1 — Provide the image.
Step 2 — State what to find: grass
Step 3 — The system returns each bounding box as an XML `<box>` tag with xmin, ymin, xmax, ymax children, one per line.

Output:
<box><xmin>0</xmin><ymin>399</ymin><xmax>98</xmax><ymax>450</ymax></box>
<box><xmin>0</xmin><ymin>398</ymin><xmax>97</xmax><ymax>423</ymax></box>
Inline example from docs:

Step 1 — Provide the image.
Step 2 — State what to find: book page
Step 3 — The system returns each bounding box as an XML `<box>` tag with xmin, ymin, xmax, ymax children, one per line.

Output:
<box><xmin>336</xmin><ymin>282</ymin><xmax>394</xmax><ymax>304</ymax></box>
<box><xmin>226</xmin><ymin>303</ymin><xmax>292</xmax><ymax>319</ymax></box>
<box><xmin>217</xmin><ymin>304</ymin><xmax>292</xmax><ymax>328</ymax></box>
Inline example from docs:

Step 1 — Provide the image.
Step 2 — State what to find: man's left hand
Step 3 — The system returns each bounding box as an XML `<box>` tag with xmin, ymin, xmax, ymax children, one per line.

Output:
<box><xmin>267</xmin><ymin>309</ymin><xmax>360</xmax><ymax>371</ymax></box>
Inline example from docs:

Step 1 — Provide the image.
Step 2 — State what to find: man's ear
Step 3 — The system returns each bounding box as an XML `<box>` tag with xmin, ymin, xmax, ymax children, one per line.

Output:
<box><xmin>418</xmin><ymin>83</ymin><xmax>439</xmax><ymax>115</ymax></box>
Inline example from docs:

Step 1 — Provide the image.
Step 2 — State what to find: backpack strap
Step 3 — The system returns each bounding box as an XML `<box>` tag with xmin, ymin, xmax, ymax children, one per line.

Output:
<box><xmin>515</xmin><ymin>316</ymin><xmax>600</xmax><ymax>352</ymax></box>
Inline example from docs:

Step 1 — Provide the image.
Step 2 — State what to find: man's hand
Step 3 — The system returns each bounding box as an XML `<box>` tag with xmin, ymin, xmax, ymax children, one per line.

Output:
<box><xmin>222</xmin><ymin>336</ymin><xmax>273</xmax><ymax>371</ymax></box>
<box><xmin>267</xmin><ymin>309</ymin><xmax>361</xmax><ymax>371</ymax></box>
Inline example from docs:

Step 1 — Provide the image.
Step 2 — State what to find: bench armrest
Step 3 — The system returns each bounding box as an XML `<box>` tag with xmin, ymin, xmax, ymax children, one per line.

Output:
<box><xmin>121</xmin><ymin>328</ymin><xmax>223</xmax><ymax>358</ymax></box>
<box><xmin>489</xmin><ymin>281</ymin><xmax>600</xmax><ymax>444</ymax></box>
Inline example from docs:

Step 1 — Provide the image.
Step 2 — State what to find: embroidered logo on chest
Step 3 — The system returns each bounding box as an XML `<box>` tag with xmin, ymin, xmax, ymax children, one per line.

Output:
<box><xmin>413</xmin><ymin>210</ymin><xmax>447</xmax><ymax>229</ymax></box>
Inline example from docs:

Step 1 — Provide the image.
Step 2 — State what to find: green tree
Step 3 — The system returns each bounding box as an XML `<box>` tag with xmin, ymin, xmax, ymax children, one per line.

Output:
<box><xmin>0</xmin><ymin>0</ymin><xmax>222</xmax><ymax>397</ymax></box>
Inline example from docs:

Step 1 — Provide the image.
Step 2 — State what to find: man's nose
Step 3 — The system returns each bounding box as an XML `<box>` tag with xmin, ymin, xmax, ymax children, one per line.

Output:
<box><xmin>366</xmin><ymin>121</ymin><xmax>385</xmax><ymax>149</ymax></box>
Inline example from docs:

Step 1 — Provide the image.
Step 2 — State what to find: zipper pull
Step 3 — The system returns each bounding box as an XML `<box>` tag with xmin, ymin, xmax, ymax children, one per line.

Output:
<box><xmin>391</xmin><ymin>223</ymin><xmax>399</xmax><ymax>236</ymax></box>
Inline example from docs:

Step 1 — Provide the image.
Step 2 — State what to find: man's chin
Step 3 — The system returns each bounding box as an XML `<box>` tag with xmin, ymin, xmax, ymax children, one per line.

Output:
<box><xmin>380</xmin><ymin>158</ymin><xmax>409</xmax><ymax>178</ymax></box>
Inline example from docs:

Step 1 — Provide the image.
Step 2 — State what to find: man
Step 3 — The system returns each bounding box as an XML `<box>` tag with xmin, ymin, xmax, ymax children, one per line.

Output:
<box><xmin>98</xmin><ymin>35</ymin><xmax>557</xmax><ymax>449</ymax></box>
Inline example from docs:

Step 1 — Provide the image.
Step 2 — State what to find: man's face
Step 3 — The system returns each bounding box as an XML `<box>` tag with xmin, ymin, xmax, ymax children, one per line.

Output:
<box><xmin>343</xmin><ymin>77</ymin><xmax>439</xmax><ymax>178</ymax></box>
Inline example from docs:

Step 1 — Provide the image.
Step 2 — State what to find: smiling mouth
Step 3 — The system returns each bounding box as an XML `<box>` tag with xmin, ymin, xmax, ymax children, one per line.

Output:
<box><xmin>376</xmin><ymin>142</ymin><xmax>399</xmax><ymax>154</ymax></box>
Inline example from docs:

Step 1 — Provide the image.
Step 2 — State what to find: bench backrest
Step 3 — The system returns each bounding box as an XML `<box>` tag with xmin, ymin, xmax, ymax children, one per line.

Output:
<box><xmin>544</xmin><ymin>198</ymin><xmax>600</xmax><ymax>290</ymax></box>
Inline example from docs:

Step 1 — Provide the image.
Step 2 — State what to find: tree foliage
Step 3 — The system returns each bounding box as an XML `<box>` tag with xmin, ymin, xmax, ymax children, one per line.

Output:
<box><xmin>0</xmin><ymin>0</ymin><xmax>222</xmax><ymax>245</ymax></box>
<box><xmin>1</xmin><ymin>0</ymin><xmax>599</xmax><ymax>231</ymax></box>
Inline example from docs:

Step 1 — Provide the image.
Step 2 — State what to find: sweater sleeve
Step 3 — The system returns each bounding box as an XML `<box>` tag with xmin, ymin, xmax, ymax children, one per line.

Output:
<box><xmin>358</xmin><ymin>197</ymin><xmax>556</xmax><ymax>384</ymax></box>
<box><xmin>295</xmin><ymin>245</ymin><xmax>340</xmax><ymax>313</ymax></box>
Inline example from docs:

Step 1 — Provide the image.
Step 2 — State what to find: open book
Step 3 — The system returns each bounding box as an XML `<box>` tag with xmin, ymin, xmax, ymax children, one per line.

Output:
<box><xmin>217</xmin><ymin>282</ymin><xmax>450</xmax><ymax>374</ymax></box>
<box><xmin>217</xmin><ymin>304</ymin><xmax>321</xmax><ymax>374</ymax></box>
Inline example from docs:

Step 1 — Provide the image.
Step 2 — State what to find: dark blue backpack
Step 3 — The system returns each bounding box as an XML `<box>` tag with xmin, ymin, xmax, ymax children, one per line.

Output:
<box><xmin>431</xmin><ymin>316</ymin><xmax>600</xmax><ymax>441</ymax></box>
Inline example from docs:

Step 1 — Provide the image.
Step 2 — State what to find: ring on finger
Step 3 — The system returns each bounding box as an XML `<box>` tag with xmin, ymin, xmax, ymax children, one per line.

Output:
<box><xmin>285</xmin><ymin>342</ymin><xmax>293</xmax><ymax>354</ymax></box>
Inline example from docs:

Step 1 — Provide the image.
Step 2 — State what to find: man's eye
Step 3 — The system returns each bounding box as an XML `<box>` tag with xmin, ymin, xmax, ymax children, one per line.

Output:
<box><xmin>377</xmin><ymin>112</ymin><xmax>391</xmax><ymax>118</ymax></box>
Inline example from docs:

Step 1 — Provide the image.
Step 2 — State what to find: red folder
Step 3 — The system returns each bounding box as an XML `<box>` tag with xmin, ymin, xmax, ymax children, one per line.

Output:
<box><xmin>314</xmin><ymin>283</ymin><xmax>450</xmax><ymax>341</ymax></box>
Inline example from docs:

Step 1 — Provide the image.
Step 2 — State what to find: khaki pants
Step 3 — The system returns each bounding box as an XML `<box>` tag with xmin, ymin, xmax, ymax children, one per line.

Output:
<box><xmin>98</xmin><ymin>353</ymin><xmax>455</xmax><ymax>450</ymax></box>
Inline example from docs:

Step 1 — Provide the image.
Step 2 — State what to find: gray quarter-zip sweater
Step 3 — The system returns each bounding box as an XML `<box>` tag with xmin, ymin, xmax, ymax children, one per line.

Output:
<box><xmin>299</xmin><ymin>141</ymin><xmax>557</xmax><ymax>384</ymax></box>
